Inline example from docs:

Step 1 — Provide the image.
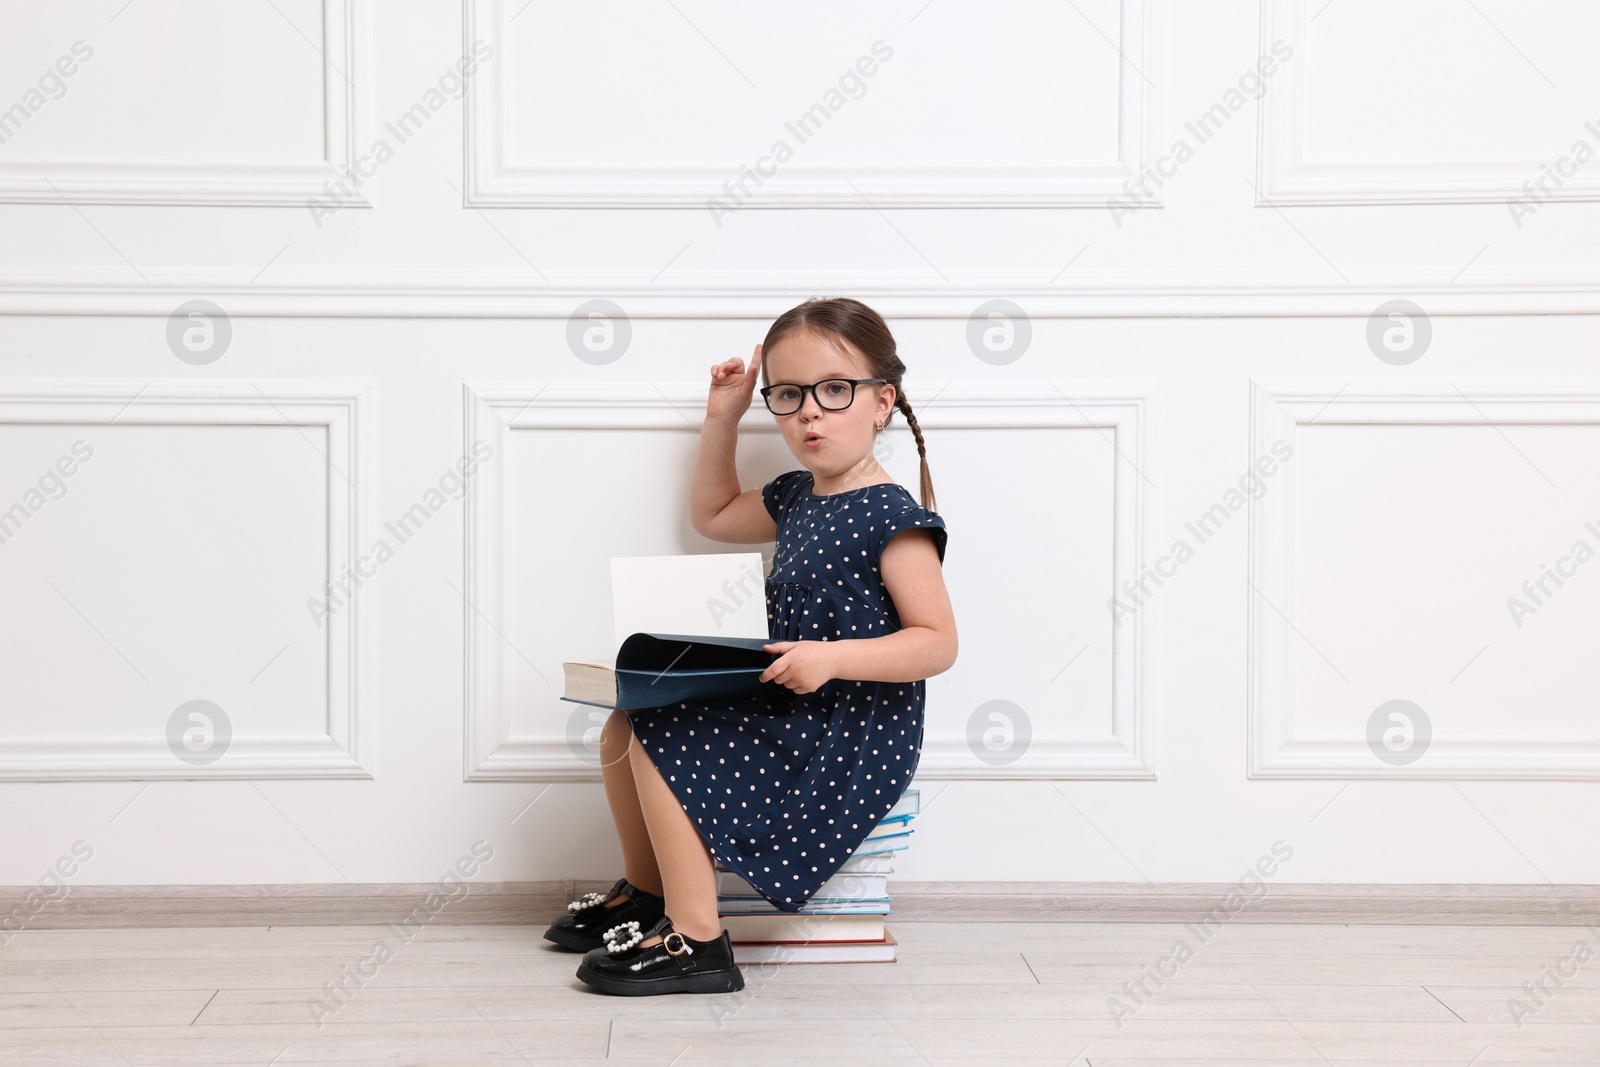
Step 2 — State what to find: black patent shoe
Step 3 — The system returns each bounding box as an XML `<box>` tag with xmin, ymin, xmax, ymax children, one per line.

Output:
<box><xmin>543</xmin><ymin>877</ymin><xmax>666</xmax><ymax>952</ymax></box>
<box><xmin>576</xmin><ymin>914</ymin><xmax>745</xmax><ymax>996</ymax></box>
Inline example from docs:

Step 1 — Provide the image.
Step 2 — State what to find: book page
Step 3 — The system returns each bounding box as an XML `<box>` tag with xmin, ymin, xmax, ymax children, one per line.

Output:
<box><xmin>610</xmin><ymin>552</ymin><xmax>768</xmax><ymax>651</ymax></box>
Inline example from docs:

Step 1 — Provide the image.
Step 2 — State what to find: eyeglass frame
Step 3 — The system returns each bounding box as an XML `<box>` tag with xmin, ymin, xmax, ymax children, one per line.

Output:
<box><xmin>759</xmin><ymin>377</ymin><xmax>888</xmax><ymax>416</ymax></box>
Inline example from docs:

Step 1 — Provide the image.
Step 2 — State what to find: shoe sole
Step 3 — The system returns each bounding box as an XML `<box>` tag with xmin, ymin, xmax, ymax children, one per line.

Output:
<box><xmin>576</xmin><ymin>964</ymin><xmax>745</xmax><ymax>996</ymax></box>
<box><xmin>543</xmin><ymin>927</ymin><xmax>602</xmax><ymax>952</ymax></box>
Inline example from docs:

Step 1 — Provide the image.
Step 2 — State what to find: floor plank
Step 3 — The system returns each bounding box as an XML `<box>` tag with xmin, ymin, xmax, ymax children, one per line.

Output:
<box><xmin>0</xmin><ymin>921</ymin><xmax>1597</xmax><ymax>1063</ymax></box>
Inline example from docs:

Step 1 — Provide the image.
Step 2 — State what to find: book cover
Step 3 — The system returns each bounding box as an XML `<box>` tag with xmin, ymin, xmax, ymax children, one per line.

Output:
<box><xmin>887</xmin><ymin>788</ymin><xmax>920</xmax><ymax>818</ymax></box>
<box><xmin>865</xmin><ymin>814</ymin><xmax>914</xmax><ymax>838</ymax></box>
<box><xmin>720</xmin><ymin>911</ymin><xmax>886</xmax><ymax>943</ymax></box>
<box><xmin>731</xmin><ymin>930</ymin><xmax>898</xmax><ymax>965</ymax></box>
<box><xmin>718</xmin><ymin>896</ymin><xmax>891</xmax><ymax>915</ymax></box>
<box><xmin>561</xmin><ymin>632</ymin><xmax>796</xmax><ymax>712</ymax></box>
<box><xmin>861</xmin><ymin>827</ymin><xmax>913</xmax><ymax>845</ymax></box>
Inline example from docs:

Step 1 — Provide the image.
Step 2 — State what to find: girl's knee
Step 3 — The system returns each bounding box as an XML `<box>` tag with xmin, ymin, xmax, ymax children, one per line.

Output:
<box><xmin>599</xmin><ymin>709</ymin><xmax>634</xmax><ymax>758</ymax></box>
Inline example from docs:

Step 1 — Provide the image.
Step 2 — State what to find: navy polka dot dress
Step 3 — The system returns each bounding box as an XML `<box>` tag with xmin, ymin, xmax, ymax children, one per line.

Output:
<box><xmin>626</xmin><ymin>468</ymin><xmax>949</xmax><ymax>912</ymax></box>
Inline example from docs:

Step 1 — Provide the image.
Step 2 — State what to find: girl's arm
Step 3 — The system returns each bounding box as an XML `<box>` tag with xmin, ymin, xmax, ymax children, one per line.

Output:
<box><xmin>689</xmin><ymin>345</ymin><xmax>778</xmax><ymax>545</ymax></box>
<box><xmin>763</xmin><ymin>528</ymin><xmax>957</xmax><ymax>691</ymax></box>
<box><xmin>831</xmin><ymin>527</ymin><xmax>957</xmax><ymax>682</ymax></box>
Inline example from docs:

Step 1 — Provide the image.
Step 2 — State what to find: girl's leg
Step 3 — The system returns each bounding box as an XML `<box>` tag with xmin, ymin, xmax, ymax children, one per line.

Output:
<box><xmin>599</xmin><ymin>710</ymin><xmax>663</xmax><ymax>902</ymax></box>
<box><xmin>627</xmin><ymin>735</ymin><xmax>722</xmax><ymax>944</ymax></box>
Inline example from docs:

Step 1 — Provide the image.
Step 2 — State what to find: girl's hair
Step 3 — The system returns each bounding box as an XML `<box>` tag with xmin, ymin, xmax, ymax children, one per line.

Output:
<box><xmin>760</xmin><ymin>297</ymin><xmax>938</xmax><ymax>513</ymax></box>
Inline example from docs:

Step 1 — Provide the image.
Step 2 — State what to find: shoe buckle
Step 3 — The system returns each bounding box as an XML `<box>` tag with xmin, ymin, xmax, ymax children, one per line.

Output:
<box><xmin>566</xmin><ymin>890</ymin><xmax>608</xmax><ymax>913</ymax></box>
<box><xmin>603</xmin><ymin>920</ymin><xmax>645</xmax><ymax>955</ymax></box>
<box><xmin>662</xmin><ymin>931</ymin><xmax>690</xmax><ymax>957</ymax></box>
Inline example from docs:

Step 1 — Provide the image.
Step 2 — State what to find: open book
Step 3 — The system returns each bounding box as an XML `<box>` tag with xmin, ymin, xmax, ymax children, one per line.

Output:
<box><xmin>561</xmin><ymin>551</ymin><xmax>789</xmax><ymax>712</ymax></box>
<box><xmin>560</xmin><ymin>631</ymin><xmax>794</xmax><ymax>712</ymax></box>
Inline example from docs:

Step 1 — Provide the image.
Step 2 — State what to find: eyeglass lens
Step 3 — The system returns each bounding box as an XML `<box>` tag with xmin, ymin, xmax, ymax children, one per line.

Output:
<box><xmin>768</xmin><ymin>380</ymin><xmax>858</xmax><ymax>414</ymax></box>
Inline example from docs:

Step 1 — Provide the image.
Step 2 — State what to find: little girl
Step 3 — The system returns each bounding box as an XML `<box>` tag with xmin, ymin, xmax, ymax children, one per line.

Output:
<box><xmin>546</xmin><ymin>296</ymin><xmax>957</xmax><ymax>995</ymax></box>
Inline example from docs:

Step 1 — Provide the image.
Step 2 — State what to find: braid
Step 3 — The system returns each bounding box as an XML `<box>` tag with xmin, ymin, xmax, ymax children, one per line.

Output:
<box><xmin>885</xmin><ymin>389</ymin><xmax>936</xmax><ymax>514</ymax></box>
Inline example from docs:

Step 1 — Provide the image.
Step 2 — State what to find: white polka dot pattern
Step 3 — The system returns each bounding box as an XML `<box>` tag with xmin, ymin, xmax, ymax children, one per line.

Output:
<box><xmin>625</xmin><ymin>468</ymin><xmax>948</xmax><ymax>912</ymax></box>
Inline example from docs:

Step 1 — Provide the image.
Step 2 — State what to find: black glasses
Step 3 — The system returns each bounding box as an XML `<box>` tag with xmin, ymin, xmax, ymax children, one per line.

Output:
<box><xmin>760</xmin><ymin>378</ymin><xmax>886</xmax><ymax>416</ymax></box>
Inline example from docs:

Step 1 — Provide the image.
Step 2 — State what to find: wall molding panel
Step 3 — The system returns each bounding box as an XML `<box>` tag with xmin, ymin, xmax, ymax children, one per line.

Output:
<box><xmin>462</xmin><ymin>0</ymin><xmax>1162</xmax><ymax>208</ymax></box>
<box><xmin>1255</xmin><ymin>0</ymin><xmax>1600</xmax><ymax>206</ymax></box>
<box><xmin>1247</xmin><ymin>377</ymin><xmax>1600</xmax><ymax>780</ymax></box>
<box><xmin>463</xmin><ymin>380</ymin><xmax>1158</xmax><ymax>781</ymax></box>
<box><xmin>0</xmin><ymin>1</ymin><xmax>370</xmax><ymax>207</ymax></box>
<box><xmin>4</xmin><ymin>267</ymin><xmax>1600</xmax><ymax>319</ymax></box>
<box><xmin>0</xmin><ymin>381</ymin><xmax>376</xmax><ymax>780</ymax></box>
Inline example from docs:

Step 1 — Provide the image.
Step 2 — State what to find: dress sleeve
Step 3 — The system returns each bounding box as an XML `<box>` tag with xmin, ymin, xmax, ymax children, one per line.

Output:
<box><xmin>762</xmin><ymin>469</ymin><xmax>806</xmax><ymax>523</ymax></box>
<box><xmin>877</xmin><ymin>504</ymin><xmax>948</xmax><ymax>565</ymax></box>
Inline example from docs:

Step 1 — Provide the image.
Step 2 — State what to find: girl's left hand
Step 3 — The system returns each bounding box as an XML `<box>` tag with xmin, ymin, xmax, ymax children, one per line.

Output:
<box><xmin>760</xmin><ymin>640</ymin><xmax>835</xmax><ymax>695</ymax></box>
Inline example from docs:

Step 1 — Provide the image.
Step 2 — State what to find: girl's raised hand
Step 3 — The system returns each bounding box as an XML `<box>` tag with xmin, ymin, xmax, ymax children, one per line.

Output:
<box><xmin>706</xmin><ymin>343</ymin><xmax>762</xmax><ymax>423</ymax></box>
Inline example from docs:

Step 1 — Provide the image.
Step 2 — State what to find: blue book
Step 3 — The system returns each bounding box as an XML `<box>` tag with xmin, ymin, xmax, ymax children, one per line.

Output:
<box><xmin>850</xmin><ymin>837</ymin><xmax>911</xmax><ymax>858</ymax></box>
<box><xmin>888</xmin><ymin>788</ymin><xmax>920</xmax><ymax>818</ymax></box>
<box><xmin>561</xmin><ymin>632</ymin><xmax>796</xmax><ymax>713</ymax></box>
<box><xmin>866</xmin><ymin>813</ymin><xmax>914</xmax><ymax>838</ymax></box>
<box><xmin>717</xmin><ymin>895</ymin><xmax>892</xmax><ymax>914</ymax></box>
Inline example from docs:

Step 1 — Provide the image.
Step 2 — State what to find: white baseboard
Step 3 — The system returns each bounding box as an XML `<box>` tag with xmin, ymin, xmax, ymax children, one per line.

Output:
<box><xmin>3</xmin><ymin>881</ymin><xmax>1597</xmax><ymax>930</ymax></box>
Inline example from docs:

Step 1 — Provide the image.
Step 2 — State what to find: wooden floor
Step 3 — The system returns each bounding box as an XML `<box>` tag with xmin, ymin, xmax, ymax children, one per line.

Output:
<box><xmin>2</xmin><ymin>920</ymin><xmax>1598</xmax><ymax>1065</ymax></box>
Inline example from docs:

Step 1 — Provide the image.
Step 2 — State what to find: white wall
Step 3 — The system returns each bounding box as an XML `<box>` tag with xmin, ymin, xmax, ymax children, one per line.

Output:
<box><xmin>2</xmin><ymin>0</ymin><xmax>1598</xmax><ymax>890</ymax></box>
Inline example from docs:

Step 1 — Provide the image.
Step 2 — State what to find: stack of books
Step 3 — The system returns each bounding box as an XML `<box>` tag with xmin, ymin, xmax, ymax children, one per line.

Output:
<box><xmin>716</xmin><ymin>785</ymin><xmax>920</xmax><ymax>964</ymax></box>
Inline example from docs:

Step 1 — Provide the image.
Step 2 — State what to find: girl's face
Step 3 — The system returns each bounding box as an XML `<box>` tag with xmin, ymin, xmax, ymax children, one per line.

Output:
<box><xmin>762</xmin><ymin>329</ymin><xmax>894</xmax><ymax>486</ymax></box>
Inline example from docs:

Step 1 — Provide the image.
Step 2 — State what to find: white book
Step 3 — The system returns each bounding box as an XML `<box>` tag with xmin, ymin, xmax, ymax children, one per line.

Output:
<box><xmin>732</xmin><ymin>930</ymin><xmax>898</xmax><ymax>965</ymax></box>
<box><xmin>562</xmin><ymin>553</ymin><xmax>774</xmax><ymax>708</ymax></box>
<box><xmin>721</xmin><ymin>912</ymin><xmax>885</xmax><ymax>943</ymax></box>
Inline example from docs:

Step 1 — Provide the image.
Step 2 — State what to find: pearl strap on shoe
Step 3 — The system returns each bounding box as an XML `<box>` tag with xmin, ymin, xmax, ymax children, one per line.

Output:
<box><xmin>566</xmin><ymin>891</ymin><xmax>608</xmax><ymax>913</ymax></box>
<box><xmin>603</xmin><ymin>920</ymin><xmax>645</xmax><ymax>954</ymax></box>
